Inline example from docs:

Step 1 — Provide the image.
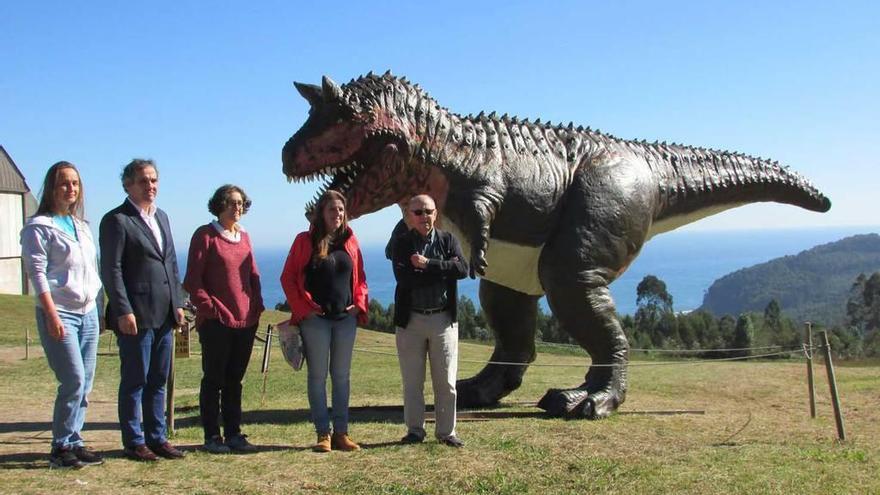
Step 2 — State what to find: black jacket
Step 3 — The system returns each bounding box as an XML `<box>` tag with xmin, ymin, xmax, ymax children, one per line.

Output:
<box><xmin>391</xmin><ymin>227</ymin><xmax>468</xmax><ymax>328</ymax></box>
<box><xmin>99</xmin><ymin>200</ymin><xmax>184</xmax><ymax>331</ymax></box>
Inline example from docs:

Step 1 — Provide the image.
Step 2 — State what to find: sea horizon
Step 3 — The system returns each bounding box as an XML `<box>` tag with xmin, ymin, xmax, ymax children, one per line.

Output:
<box><xmin>180</xmin><ymin>225</ymin><xmax>879</xmax><ymax>317</ymax></box>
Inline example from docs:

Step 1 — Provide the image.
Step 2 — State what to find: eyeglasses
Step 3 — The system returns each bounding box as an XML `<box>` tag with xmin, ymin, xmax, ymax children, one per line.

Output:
<box><xmin>411</xmin><ymin>208</ymin><xmax>435</xmax><ymax>216</ymax></box>
<box><xmin>227</xmin><ymin>200</ymin><xmax>244</xmax><ymax>207</ymax></box>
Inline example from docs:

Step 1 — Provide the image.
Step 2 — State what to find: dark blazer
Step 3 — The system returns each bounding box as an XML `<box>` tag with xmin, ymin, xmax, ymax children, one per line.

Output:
<box><xmin>391</xmin><ymin>227</ymin><xmax>468</xmax><ymax>328</ymax></box>
<box><xmin>99</xmin><ymin>199</ymin><xmax>184</xmax><ymax>331</ymax></box>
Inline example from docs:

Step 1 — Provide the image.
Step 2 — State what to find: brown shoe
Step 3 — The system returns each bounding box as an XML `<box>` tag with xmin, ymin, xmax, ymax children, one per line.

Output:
<box><xmin>313</xmin><ymin>433</ymin><xmax>332</xmax><ymax>453</ymax></box>
<box><xmin>148</xmin><ymin>441</ymin><xmax>186</xmax><ymax>459</ymax></box>
<box><xmin>331</xmin><ymin>432</ymin><xmax>361</xmax><ymax>452</ymax></box>
<box><xmin>123</xmin><ymin>444</ymin><xmax>159</xmax><ymax>462</ymax></box>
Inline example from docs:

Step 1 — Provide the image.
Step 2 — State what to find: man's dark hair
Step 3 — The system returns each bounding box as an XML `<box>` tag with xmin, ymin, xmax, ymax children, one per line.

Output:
<box><xmin>120</xmin><ymin>158</ymin><xmax>157</xmax><ymax>189</ymax></box>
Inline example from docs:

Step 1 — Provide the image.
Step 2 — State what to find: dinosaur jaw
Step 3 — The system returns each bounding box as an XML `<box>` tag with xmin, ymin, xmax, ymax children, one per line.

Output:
<box><xmin>298</xmin><ymin>137</ymin><xmax>430</xmax><ymax>220</ymax></box>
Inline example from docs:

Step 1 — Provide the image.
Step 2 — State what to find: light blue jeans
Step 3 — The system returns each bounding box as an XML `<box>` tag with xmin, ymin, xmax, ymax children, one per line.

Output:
<box><xmin>300</xmin><ymin>313</ymin><xmax>357</xmax><ymax>435</ymax></box>
<box><xmin>36</xmin><ymin>306</ymin><xmax>100</xmax><ymax>449</ymax></box>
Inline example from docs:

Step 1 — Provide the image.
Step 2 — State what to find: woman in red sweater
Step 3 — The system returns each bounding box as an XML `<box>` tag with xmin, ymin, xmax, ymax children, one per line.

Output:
<box><xmin>280</xmin><ymin>190</ymin><xmax>368</xmax><ymax>452</ymax></box>
<box><xmin>184</xmin><ymin>184</ymin><xmax>264</xmax><ymax>454</ymax></box>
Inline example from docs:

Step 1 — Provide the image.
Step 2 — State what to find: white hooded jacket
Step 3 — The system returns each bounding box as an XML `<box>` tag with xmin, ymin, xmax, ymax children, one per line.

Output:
<box><xmin>20</xmin><ymin>215</ymin><xmax>102</xmax><ymax>314</ymax></box>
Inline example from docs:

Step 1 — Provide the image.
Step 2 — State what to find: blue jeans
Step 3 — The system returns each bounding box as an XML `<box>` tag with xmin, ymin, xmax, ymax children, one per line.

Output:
<box><xmin>116</xmin><ymin>323</ymin><xmax>173</xmax><ymax>448</ymax></box>
<box><xmin>300</xmin><ymin>314</ymin><xmax>357</xmax><ymax>435</ymax></box>
<box><xmin>36</xmin><ymin>307</ymin><xmax>99</xmax><ymax>450</ymax></box>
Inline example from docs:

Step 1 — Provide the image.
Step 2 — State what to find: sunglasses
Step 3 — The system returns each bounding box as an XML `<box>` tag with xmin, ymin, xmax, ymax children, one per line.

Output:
<box><xmin>411</xmin><ymin>208</ymin><xmax>435</xmax><ymax>216</ymax></box>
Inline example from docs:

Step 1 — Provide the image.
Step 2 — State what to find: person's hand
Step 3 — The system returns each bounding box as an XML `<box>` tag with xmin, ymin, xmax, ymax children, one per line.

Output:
<box><xmin>47</xmin><ymin>312</ymin><xmax>66</xmax><ymax>341</ymax></box>
<box><xmin>345</xmin><ymin>304</ymin><xmax>359</xmax><ymax>316</ymax></box>
<box><xmin>118</xmin><ymin>314</ymin><xmax>138</xmax><ymax>335</ymax></box>
<box><xmin>306</xmin><ymin>309</ymin><xmax>324</xmax><ymax>319</ymax></box>
<box><xmin>410</xmin><ymin>253</ymin><xmax>428</xmax><ymax>269</ymax></box>
<box><xmin>174</xmin><ymin>308</ymin><xmax>185</xmax><ymax>328</ymax></box>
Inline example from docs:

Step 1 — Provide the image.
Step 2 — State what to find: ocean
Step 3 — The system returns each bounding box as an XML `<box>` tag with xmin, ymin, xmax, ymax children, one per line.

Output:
<box><xmin>179</xmin><ymin>226</ymin><xmax>877</xmax><ymax>316</ymax></box>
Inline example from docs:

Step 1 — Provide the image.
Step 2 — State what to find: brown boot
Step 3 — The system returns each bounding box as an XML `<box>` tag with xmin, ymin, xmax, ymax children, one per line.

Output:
<box><xmin>313</xmin><ymin>433</ymin><xmax>331</xmax><ymax>453</ymax></box>
<box><xmin>331</xmin><ymin>432</ymin><xmax>361</xmax><ymax>452</ymax></box>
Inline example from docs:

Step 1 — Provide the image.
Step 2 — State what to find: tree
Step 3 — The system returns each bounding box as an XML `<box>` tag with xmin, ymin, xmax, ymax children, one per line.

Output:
<box><xmin>458</xmin><ymin>296</ymin><xmax>488</xmax><ymax>340</ymax></box>
<box><xmin>636</xmin><ymin>275</ymin><xmax>674</xmax><ymax>314</ymax></box>
<box><xmin>846</xmin><ymin>271</ymin><xmax>880</xmax><ymax>357</ymax></box>
<box><xmin>635</xmin><ymin>275</ymin><xmax>675</xmax><ymax>348</ymax></box>
<box><xmin>732</xmin><ymin>314</ymin><xmax>754</xmax><ymax>357</ymax></box>
<box><xmin>365</xmin><ymin>299</ymin><xmax>394</xmax><ymax>333</ymax></box>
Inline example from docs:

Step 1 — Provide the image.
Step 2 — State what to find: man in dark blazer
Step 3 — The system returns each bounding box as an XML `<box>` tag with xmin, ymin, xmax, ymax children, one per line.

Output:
<box><xmin>99</xmin><ymin>159</ymin><xmax>186</xmax><ymax>462</ymax></box>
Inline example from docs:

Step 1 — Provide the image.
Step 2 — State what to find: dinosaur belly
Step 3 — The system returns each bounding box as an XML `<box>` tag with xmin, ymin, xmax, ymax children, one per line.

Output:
<box><xmin>444</xmin><ymin>221</ymin><xmax>545</xmax><ymax>296</ymax></box>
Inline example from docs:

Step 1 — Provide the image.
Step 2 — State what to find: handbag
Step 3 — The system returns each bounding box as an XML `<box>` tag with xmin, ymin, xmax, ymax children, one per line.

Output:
<box><xmin>276</xmin><ymin>319</ymin><xmax>304</xmax><ymax>371</ymax></box>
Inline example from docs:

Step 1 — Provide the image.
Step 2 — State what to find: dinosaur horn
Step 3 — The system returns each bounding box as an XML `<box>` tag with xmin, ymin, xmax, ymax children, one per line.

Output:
<box><xmin>322</xmin><ymin>75</ymin><xmax>342</xmax><ymax>102</ymax></box>
<box><xmin>294</xmin><ymin>81</ymin><xmax>323</xmax><ymax>107</ymax></box>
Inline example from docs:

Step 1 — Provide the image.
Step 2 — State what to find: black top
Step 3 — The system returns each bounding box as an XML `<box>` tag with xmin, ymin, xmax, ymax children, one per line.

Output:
<box><xmin>409</xmin><ymin>229</ymin><xmax>448</xmax><ymax>310</ymax></box>
<box><xmin>305</xmin><ymin>243</ymin><xmax>353</xmax><ymax>319</ymax></box>
<box><xmin>390</xmin><ymin>227</ymin><xmax>468</xmax><ymax>328</ymax></box>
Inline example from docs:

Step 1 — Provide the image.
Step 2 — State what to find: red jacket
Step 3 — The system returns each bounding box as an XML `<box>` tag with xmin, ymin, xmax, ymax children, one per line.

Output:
<box><xmin>280</xmin><ymin>227</ymin><xmax>368</xmax><ymax>326</ymax></box>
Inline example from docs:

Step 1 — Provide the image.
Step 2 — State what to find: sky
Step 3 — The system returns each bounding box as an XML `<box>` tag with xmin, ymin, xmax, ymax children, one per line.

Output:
<box><xmin>3</xmin><ymin>1</ymin><xmax>878</xmax><ymax>249</ymax></box>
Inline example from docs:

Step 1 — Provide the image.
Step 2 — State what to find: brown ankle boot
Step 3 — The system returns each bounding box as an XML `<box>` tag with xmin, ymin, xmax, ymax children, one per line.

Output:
<box><xmin>331</xmin><ymin>432</ymin><xmax>361</xmax><ymax>452</ymax></box>
<box><xmin>313</xmin><ymin>433</ymin><xmax>331</xmax><ymax>453</ymax></box>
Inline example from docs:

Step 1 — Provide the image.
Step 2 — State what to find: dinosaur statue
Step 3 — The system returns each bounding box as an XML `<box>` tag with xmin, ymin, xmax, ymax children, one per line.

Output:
<box><xmin>281</xmin><ymin>71</ymin><xmax>831</xmax><ymax>419</ymax></box>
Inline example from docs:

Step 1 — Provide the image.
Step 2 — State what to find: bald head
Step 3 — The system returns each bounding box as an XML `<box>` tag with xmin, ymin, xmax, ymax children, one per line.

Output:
<box><xmin>409</xmin><ymin>194</ymin><xmax>436</xmax><ymax>210</ymax></box>
<box><xmin>408</xmin><ymin>194</ymin><xmax>437</xmax><ymax>237</ymax></box>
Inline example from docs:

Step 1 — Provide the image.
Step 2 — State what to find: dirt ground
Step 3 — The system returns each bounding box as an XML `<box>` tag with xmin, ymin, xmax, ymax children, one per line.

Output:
<box><xmin>0</xmin><ymin>346</ymin><xmax>121</xmax><ymax>462</ymax></box>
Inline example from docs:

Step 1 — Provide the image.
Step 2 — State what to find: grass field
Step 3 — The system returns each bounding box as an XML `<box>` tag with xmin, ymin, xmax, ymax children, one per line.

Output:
<box><xmin>0</xmin><ymin>293</ymin><xmax>877</xmax><ymax>494</ymax></box>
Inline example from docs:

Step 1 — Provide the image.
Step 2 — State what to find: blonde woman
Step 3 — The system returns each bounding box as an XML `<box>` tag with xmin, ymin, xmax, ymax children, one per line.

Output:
<box><xmin>21</xmin><ymin>161</ymin><xmax>103</xmax><ymax>469</ymax></box>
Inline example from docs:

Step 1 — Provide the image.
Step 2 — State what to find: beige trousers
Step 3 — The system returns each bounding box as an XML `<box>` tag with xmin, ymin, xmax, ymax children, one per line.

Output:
<box><xmin>395</xmin><ymin>311</ymin><xmax>458</xmax><ymax>439</ymax></box>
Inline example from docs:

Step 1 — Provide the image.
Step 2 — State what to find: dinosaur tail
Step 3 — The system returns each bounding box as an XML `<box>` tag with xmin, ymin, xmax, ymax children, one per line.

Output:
<box><xmin>644</xmin><ymin>143</ymin><xmax>830</xmax><ymax>233</ymax></box>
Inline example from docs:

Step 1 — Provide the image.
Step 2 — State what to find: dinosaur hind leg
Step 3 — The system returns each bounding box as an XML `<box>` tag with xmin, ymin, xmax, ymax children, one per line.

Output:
<box><xmin>456</xmin><ymin>279</ymin><xmax>539</xmax><ymax>408</ymax></box>
<box><xmin>537</xmin><ymin>272</ymin><xmax>629</xmax><ymax>419</ymax></box>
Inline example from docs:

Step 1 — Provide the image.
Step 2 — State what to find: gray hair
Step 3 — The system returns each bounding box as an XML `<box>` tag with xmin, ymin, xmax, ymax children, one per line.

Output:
<box><xmin>120</xmin><ymin>158</ymin><xmax>157</xmax><ymax>188</ymax></box>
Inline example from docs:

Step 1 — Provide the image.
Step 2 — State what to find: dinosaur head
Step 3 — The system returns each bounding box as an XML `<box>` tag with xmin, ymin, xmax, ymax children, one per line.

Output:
<box><xmin>282</xmin><ymin>73</ymin><xmax>433</xmax><ymax>219</ymax></box>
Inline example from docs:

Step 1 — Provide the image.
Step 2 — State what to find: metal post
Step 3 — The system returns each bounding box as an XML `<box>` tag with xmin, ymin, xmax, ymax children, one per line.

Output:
<box><xmin>805</xmin><ymin>322</ymin><xmax>816</xmax><ymax>418</ymax></box>
<box><xmin>166</xmin><ymin>327</ymin><xmax>176</xmax><ymax>435</ymax></box>
<box><xmin>25</xmin><ymin>327</ymin><xmax>29</xmax><ymax>360</ymax></box>
<box><xmin>820</xmin><ymin>330</ymin><xmax>846</xmax><ymax>441</ymax></box>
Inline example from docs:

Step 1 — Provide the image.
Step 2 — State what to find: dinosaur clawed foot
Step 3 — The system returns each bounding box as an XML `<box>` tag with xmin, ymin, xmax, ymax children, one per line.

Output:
<box><xmin>537</xmin><ymin>384</ymin><xmax>623</xmax><ymax>420</ymax></box>
<box><xmin>457</xmin><ymin>362</ymin><xmax>527</xmax><ymax>408</ymax></box>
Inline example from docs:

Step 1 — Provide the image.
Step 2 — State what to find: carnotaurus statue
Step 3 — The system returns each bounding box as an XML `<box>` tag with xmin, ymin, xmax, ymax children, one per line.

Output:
<box><xmin>281</xmin><ymin>71</ymin><xmax>830</xmax><ymax>419</ymax></box>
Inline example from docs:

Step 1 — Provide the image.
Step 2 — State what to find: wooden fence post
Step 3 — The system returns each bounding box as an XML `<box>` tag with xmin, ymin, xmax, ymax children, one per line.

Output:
<box><xmin>166</xmin><ymin>326</ymin><xmax>177</xmax><ymax>435</ymax></box>
<box><xmin>260</xmin><ymin>325</ymin><xmax>274</xmax><ymax>407</ymax></box>
<box><xmin>820</xmin><ymin>330</ymin><xmax>846</xmax><ymax>442</ymax></box>
<box><xmin>805</xmin><ymin>322</ymin><xmax>816</xmax><ymax>419</ymax></box>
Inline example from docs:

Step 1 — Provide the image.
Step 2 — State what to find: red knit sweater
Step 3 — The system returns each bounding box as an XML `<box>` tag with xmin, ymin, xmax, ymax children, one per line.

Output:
<box><xmin>183</xmin><ymin>224</ymin><xmax>264</xmax><ymax>328</ymax></box>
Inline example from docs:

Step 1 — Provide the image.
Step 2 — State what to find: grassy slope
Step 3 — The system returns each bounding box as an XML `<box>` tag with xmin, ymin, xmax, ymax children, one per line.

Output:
<box><xmin>0</xmin><ymin>294</ymin><xmax>877</xmax><ymax>494</ymax></box>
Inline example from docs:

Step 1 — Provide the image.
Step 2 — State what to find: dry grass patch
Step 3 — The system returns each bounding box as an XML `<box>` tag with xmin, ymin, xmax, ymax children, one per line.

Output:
<box><xmin>0</xmin><ymin>297</ymin><xmax>877</xmax><ymax>494</ymax></box>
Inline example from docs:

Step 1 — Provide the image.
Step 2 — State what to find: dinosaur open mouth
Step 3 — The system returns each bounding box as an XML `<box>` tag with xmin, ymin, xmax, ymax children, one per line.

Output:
<box><xmin>290</xmin><ymin>135</ymin><xmax>425</xmax><ymax>219</ymax></box>
<box><xmin>300</xmin><ymin>160</ymin><xmax>368</xmax><ymax>214</ymax></box>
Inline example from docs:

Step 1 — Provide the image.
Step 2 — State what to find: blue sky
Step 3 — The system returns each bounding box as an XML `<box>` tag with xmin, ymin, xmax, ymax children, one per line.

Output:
<box><xmin>3</xmin><ymin>1</ymin><xmax>878</xmax><ymax>248</ymax></box>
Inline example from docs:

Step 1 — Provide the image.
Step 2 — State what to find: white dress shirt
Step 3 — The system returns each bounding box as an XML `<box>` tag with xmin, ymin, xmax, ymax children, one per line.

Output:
<box><xmin>128</xmin><ymin>197</ymin><xmax>163</xmax><ymax>254</ymax></box>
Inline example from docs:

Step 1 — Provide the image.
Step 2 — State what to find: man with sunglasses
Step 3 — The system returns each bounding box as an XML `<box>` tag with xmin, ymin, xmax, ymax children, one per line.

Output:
<box><xmin>390</xmin><ymin>194</ymin><xmax>468</xmax><ymax>447</ymax></box>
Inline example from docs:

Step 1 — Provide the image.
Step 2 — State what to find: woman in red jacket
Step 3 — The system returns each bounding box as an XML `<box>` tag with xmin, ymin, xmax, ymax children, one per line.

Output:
<box><xmin>184</xmin><ymin>184</ymin><xmax>264</xmax><ymax>454</ymax></box>
<box><xmin>280</xmin><ymin>190</ymin><xmax>368</xmax><ymax>452</ymax></box>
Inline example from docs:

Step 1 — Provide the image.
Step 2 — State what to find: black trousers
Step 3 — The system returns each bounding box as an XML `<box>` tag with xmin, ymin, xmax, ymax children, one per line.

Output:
<box><xmin>198</xmin><ymin>320</ymin><xmax>257</xmax><ymax>440</ymax></box>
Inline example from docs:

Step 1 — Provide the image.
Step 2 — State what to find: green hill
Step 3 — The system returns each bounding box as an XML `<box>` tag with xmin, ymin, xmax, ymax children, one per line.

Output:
<box><xmin>698</xmin><ymin>233</ymin><xmax>880</xmax><ymax>324</ymax></box>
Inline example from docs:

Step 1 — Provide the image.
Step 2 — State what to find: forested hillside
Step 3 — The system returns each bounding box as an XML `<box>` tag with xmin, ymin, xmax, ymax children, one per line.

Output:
<box><xmin>699</xmin><ymin>234</ymin><xmax>880</xmax><ymax>324</ymax></box>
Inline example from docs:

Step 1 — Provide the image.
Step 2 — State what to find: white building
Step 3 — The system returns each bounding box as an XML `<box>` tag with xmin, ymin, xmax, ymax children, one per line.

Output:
<box><xmin>0</xmin><ymin>146</ymin><xmax>38</xmax><ymax>295</ymax></box>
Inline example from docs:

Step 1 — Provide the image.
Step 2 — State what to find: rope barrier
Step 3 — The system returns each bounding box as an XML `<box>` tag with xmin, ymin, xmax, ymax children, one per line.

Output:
<box><xmin>537</xmin><ymin>340</ymin><xmax>800</xmax><ymax>354</ymax></box>
<box><xmin>354</xmin><ymin>346</ymin><xmax>815</xmax><ymax>368</ymax></box>
<box><xmin>253</xmin><ymin>327</ymin><xmax>820</xmax><ymax>368</ymax></box>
